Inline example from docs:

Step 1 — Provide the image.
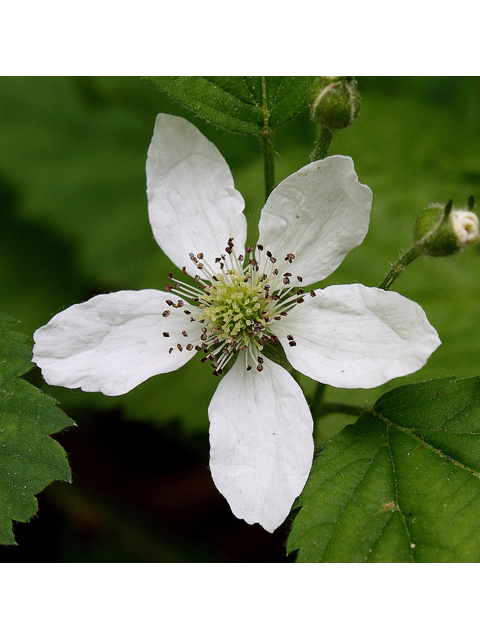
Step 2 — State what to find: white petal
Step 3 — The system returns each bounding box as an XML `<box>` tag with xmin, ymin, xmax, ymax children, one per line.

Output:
<box><xmin>146</xmin><ymin>114</ymin><xmax>247</xmax><ymax>275</ymax></box>
<box><xmin>208</xmin><ymin>353</ymin><xmax>314</xmax><ymax>533</ymax></box>
<box><xmin>278</xmin><ymin>284</ymin><xmax>441</xmax><ymax>388</ymax></box>
<box><xmin>32</xmin><ymin>289</ymin><xmax>201</xmax><ymax>396</ymax></box>
<box><xmin>257</xmin><ymin>155</ymin><xmax>372</xmax><ymax>286</ymax></box>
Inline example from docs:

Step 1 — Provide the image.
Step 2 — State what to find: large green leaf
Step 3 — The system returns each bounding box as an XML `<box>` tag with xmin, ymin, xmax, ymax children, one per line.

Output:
<box><xmin>288</xmin><ymin>376</ymin><xmax>480</xmax><ymax>562</ymax></box>
<box><xmin>0</xmin><ymin>313</ymin><xmax>72</xmax><ymax>544</ymax></box>
<box><xmin>143</xmin><ymin>76</ymin><xmax>314</xmax><ymax>133</ymax></box>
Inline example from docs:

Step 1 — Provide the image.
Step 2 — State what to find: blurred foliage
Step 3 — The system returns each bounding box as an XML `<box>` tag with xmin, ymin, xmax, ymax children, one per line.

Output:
<box><xmin>1</xmin><ymin>77</ymin><xmax>480</xmax><ymax>560</ymax></box>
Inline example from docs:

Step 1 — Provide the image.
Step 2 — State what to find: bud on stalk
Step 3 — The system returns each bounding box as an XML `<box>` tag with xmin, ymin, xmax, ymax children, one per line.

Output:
<box><xmin>414</xmin><ymin>199</ymin><xmax>480</xmax><ymax>257</ymax></box>
<box><xmin>310</xmin><ymin>76</ymin><xmax>361</xmax><ymax>131</ymax></box>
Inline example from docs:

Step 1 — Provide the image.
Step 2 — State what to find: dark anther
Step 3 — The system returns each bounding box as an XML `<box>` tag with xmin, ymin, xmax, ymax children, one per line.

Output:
<box><xmin>162</xmin><ymin>310</ymin><xmax>170</xmax><ymax>317</ymax></box>
<box><xmin>257</xmin><ymin>244</ymin><xmax>264</xmax><ymax>251</ymax></box>
<box><xmin>257</xmin><ymin>364</ymin><xmax>264</xmax><ymax>372</ymax></box>
<box><xmin>309</xmin><ymin>290</ymin><xmax>316</xmax><ymax>297</ymax></box>
<box><xmin>182</xmin><ymin>330</ymin><xmax>188</xmax><ymax>337</ymax></box>
<box><xmin>297</xmin><ymin>297</ymin><xmax>305</xmax><ymax>304</ymax></box>
<box><xmin>163</xmin><ymin>332</ymin><xmax>170</xmax><ymax>337</ymax></box>
<box><xmin>288</xmin><ymin>341</ymin><xmax>297</xmax><ymax>347</ymax></box>
<box><xmin>177</xmin><ymin>344</ymin><xmax>183</xmax><ymax>351</ymax></box>
<box><xmin>297</xmin><ymin>276</ymin><xmax>303</xmax><ymax>282</ymax></box>
<box><xmin>285</xmin><ymin>253</ymin><xmax>295</xmax><ymax>263</ymax></box>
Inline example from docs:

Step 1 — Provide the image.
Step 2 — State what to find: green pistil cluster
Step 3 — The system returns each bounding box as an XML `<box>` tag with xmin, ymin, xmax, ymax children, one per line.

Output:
<box><xmin>198</xmin><ymin>271</ymin><xmax>268</xmax><ymax>346</ymax></box>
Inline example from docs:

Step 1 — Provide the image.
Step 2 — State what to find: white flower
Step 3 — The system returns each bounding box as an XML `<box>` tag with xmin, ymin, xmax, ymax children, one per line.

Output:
<box><xmin>451</xmin><ymin>209</ymin><xmax>479</xmax><ymax>248</ymax></box>
<box><xmin>32</xmin><ymin>114</ymin><xmax>441</xmax><ymax>532</ymax></box>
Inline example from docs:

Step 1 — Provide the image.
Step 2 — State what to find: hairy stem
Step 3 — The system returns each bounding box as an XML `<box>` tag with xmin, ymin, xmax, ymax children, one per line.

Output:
<box><xmin>260</xmin><ymin>128</ymin><xmax>275</xmax><ymax>201</ymax></box>
<box><xmin>379</xmin><ymin>245</ymin><xmax>422</xmax><ymax>291</ymax></box>
<box><xmin>260</xmin><ymin>76</ymin><xmax>275</xmax><ymax>202</ymax></box>
<box><xmin>308</xmin><ymin>125</ymin><xmax>333</xmax><ymax>163</ymax></box>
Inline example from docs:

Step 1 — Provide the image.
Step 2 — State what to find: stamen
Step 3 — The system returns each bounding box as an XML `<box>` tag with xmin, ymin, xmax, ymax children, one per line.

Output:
<box><xmin>163</xmin><ymin>238</ymin><xmax>309</xmax><ymax>373</ymax></box>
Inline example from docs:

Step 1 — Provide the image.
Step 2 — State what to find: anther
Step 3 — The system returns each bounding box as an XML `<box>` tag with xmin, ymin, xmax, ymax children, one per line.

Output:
<box><xmin>297</xmin><ymin>276</ymin><xmax>303</xmax><ymax>282</ymax></box>
<box><xmin>182</xmin><ymin>330</ymin><xmax>188</xmax><ymax>337</ymax></box>
<box><xmin>297</xmin><ymin>297</ymin><xmax>304</xmax><ymax>304</ymax></box>
<box><xmin>257</xmin><ymin>364</ymin><xmax>264</xmax><ymax>372</ymax></box>
<box><xmin>297</xmin><ymin>289</ymin><xmax>304</xmax><ymax>295</ymax></box>
<box><xmin>163</xmin><ymin>332</ymin><xmax>170</xmax><ymax>337</ymax></box>
<box><xmin>177</xmin><ymin>344</ymin><xmax>183</xmax><ymax>351</ymax></box>
<box><xmin>247</xmin><ymin>365</ymin><xmax>252</xmax><ymax>371</ymax></box>
<box><xmin>186</xmin><ymin>344</ymin><xmax>193</xmax><ymax>351</ymax></box>
<box><xmin>257</xmin><ymin>356</ymin><xmax>264</xmax><ymax>364</ymax></box>
<box><xmin>183</xmin><ymin>309</ymin><xmax>191</xmax><ymax>315</ymax></box>
<box><xmin>289</xmin><ymin>341</ymin><xmax>297</xmax><ymax>347</ymax></box>
<box><xmin>257</xmin><ymin>244</ymin><xmax>264</xmax><ymax>251</ymax></box>
<box><xmin>197</xmin><ymin>253</ymin><xmax>204</xmax><ymax>259</ymax></box>
<box><xmin>246</xmin><ymin>245</ymin><xmax>255</xmax><ymax>253</ymax></box>
<box><xmin>269</xmin><ymin>256</ymin><xmax>277</xmax><ymax>263</ymax></box>
<box><xmin>162</xmin><ymin>310</ymin><xmax>170</xmax><ymax>317</ymax></box>
<box><xmin>309</xmin><ymin>290</ymin><xmax>316</xmax><ymax>297</ymax></box>
<box><xmin>285</xmin><ymin>253</ymin><xmax>295</xmax><ymax>263</ymax></box>
<box><xmin>283</xmin><ymin>277</ymin><xmax>290</xmax><ymax>285</ymax></box>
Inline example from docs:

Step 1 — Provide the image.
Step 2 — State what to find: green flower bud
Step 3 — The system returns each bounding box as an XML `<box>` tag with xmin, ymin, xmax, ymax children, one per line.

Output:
<box><xmin>310</xmin><ymin>76</ymin><xmax>361</xmax><ymax>131</ymax></box>
<box><xmin>414</xmin><ymin>200</ymin><xmax>480</xmax><ymax>257</ymax></box>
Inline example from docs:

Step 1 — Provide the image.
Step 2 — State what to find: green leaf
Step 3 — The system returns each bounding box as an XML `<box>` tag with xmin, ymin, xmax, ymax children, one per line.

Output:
<box><xmin>143</xmin><ymin>76</ymin><xmax>314</xmax><ymax>133</ymax></box>
<box><xmin>288</xmin><ymin>376</ymin><xmax>480</xmax><ymax>562</ymax></box>
<box><xmin>0</xmin><ymin>313</ymin><xmax>73</xmax><ymax>544</ymax></box>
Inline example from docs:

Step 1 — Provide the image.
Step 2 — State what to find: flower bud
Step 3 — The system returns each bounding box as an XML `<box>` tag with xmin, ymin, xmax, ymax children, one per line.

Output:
<box><xmin>310</xmin><ymin>76</ymin><xmax>361</xmax><ymax>131</ymax></box>
<box><xmin>414</xmin><ymin>199</ymin><xmax>480</xmax><ymax>257</ymax></box>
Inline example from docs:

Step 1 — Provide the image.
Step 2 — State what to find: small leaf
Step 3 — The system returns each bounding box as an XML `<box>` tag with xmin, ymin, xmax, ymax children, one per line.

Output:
<box><xmin>0</xmin><ymin>313</ymin><xmax>73</xmax><ymax>544</ymax></box>
<box><xmin>143</xmin><ymin>76</ymin><xmax>314</xmax><ymax>133</ymax></box>
<box><xmin>288</xmin><ymin>376</ymin><xmax>480</xmax><ymax>562</ymax></box>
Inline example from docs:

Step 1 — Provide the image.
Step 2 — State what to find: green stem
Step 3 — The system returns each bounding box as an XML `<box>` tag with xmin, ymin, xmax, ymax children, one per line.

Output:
<box><xmin>314</xmin><ymin>402</ymin><xmax>365</xmax><ymax>419</ymax></box>
<box><xmin>310</xmin><ymin>383</ymin><xmax>364</xmax><ymax>420</ymax></box>
<box><xmin>260</xmin><ymin>128</ymin><xmax>275</xmax><ymax>201</ymax></box>
<box><xmin>260</xmin><ymin>76</ymin><xmax>275</xmax><ymax>202</ymax></box>
<box><xmin>308</xmin><ymin>125</ymin><xmax>333</xmax><ymax>162</ymax></box>
<box><xmin>379</xmin><ymin>245</ymin><xmax>422</xmax><ymax>291</ymax></box>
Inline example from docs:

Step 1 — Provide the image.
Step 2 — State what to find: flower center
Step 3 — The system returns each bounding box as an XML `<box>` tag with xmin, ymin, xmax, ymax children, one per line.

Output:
<box><xmin>164</xmin><ymin>240</ymin><xmax>313</xmax><ymax>374</ymax></box>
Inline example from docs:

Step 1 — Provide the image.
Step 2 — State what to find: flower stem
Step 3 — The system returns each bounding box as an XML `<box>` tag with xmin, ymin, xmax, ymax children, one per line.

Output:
<box><xmin>308</xmin><ymin>125</ymin><xmax>333</xmax><ymax>163</ymax></box>
<box><xmin>261</xmin><ymin>128</ymin><xmax>275</xmax><ymax>201</ymax></box>
<box><xmin>260</xmin><ymin>76</ymin><xmax>276</xmax><ymax>203</ymax></box>
<box><xmin>379</xmin><ymin>245</ymin><xmax>422</xmax><ymax>291</ymax></box>
<box><xmin>310</xmin><ymin>383</ymin><xmax>364</xmax><ymax>420</ymax></box>
<box><xmin>314</xmin><ymin>401</ymin><xmax>365</xmax><ymax>419</ymax></box>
